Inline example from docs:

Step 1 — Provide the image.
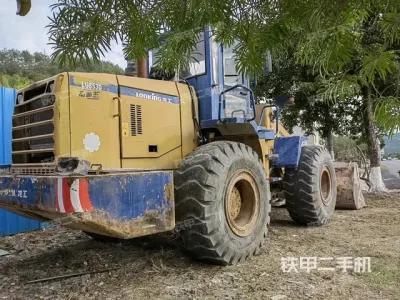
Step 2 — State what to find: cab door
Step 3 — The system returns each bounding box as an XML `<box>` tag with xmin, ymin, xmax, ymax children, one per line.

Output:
<box><xmin>117</xmin><ymin>76</ymin><xmax>182</xmax><ymax>161</ymax></box>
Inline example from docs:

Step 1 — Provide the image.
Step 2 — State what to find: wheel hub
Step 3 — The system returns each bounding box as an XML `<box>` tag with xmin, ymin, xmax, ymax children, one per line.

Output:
<box><xmin>225</xmin><ymin>171</ymin><xmax>260</xmax><ymax>237</ymax></box>
<box><xmin>320</xmin><ymin>167</ymin><xmax>332</xmax><ymax>206</ymax></box>
<box><xmin>228</xmin><ymin>187</ymin><xmax>242</xmax><ymax>220</ymax></box>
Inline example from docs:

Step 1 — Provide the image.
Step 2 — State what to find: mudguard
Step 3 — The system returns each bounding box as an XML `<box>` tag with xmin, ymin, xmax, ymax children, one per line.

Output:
<box><xmin>272</xmin><ymin>136</ymin><xmax>307</xmax><ymax>168</ymax></box>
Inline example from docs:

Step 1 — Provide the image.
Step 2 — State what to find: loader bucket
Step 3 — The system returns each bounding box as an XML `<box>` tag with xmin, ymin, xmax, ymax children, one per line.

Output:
<box><xmin>334</xmin><ymin>162</ymin><xmax>366</xmax><ymax>210</ymax></box>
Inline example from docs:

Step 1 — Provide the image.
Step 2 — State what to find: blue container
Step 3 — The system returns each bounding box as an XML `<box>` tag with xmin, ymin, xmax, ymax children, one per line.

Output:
<box><xmin>0</xmin><ymin>86</ymin><xmax>41</xmax><ymax>236</ymax></box>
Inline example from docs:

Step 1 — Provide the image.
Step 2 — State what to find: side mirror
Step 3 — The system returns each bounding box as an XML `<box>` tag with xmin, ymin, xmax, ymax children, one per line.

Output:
<box><xmin>16</xmin><ymin>0</ymin><xmax>31</xmax><ymax>16</ymax></box>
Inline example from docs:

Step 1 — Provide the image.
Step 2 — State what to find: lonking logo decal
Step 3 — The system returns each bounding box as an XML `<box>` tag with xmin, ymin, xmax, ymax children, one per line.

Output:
<box><xmin>120</xmin><ymin>86</ymin><xmax>180</xmax><ymax>104</ymax></box>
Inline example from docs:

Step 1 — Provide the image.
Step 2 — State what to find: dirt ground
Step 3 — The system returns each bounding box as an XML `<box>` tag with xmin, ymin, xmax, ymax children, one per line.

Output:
<box><xmin>0</xmin><ymin>192</ymin><xmax>399</xmax><ymax>300</ymax></box>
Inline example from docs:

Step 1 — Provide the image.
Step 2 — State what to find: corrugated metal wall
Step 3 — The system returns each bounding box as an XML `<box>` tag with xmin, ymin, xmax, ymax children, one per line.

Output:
<box><xmin>0</xmin><ymin>87</ymin><xmax>15</xmax><ymax>166</ymax></box>
<box><xmin>0</xmin><ymin>86</ymin><xmax>41</xmax><ymax>236</ymax></box>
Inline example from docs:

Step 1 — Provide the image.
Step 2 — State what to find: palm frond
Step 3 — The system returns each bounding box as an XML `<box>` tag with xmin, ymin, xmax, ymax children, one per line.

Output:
<box><xmin>317</xmin><ymin>75</ymin><xmax>361</xmax><ymax>102</ymax></box>
<box><xmin>360</xmin><ymin>49</ymin><xmax>399</xmax><ymax>83</ymax></box>
<box><xmin>380</xmin><ymin>12</ymin><xmax>400</xmax><ymax>46</ymax></box>
<box><xmin>375</xmin><ymin>96</ymin><xmax>400</xmax><ymax>136</ymax></box>
<box><xmin>48</xmin><ymin>0</ymin><xmax>119</xmax><ymax>66</ymax></box>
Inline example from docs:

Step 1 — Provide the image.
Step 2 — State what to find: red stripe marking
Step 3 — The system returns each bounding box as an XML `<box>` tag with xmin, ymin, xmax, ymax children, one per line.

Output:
<box><xmin>62</xmin><ymin>179</ymin><xmax>74</xmax><ymax>213</ymax></box>
<box><xmin>79</xmin><ymin>179</ymin><xmax>93</xmax><ymax>212</ymax></box>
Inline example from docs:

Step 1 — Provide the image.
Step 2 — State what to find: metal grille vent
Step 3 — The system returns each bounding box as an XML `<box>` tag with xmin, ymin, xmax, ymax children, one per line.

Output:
<box><xmin>130</xmin><ymin>104</ymin><xmax>143</xmax><ymax>136</ymax></box>
<box><xmin>11</xmin><ymin>165</ymin><xmax>57</xmax><ymax>175</ymax></box>
<box><xmin>12</xmin><ymin>80</ymin><xmax>56</xmax><ymax>165</ymax></box>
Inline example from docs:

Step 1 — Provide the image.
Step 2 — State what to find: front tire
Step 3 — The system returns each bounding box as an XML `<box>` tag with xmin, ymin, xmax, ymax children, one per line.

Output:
<box><xmin>283</xmin><ymin>145</ymin><xmax>337</xmax><ymax>226</ymax></box>
<box><xmin>174</xmin><ymin>141</ymin><xmax>271</xmax><ymax>265</ymax></box>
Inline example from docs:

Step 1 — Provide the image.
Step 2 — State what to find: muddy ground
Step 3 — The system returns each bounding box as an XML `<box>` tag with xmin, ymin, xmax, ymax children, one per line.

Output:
<box><xmin>0</xmin><ymin>192</ymin><xmax>399</xmax><ymax>300</ymax></box>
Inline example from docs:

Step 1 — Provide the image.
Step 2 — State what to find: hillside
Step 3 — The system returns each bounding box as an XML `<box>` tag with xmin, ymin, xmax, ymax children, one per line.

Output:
<box><xmin>0</xmin><ymin>49</ymin><xmax>124</xmax><ymax>89</ymax></box>
<box><xmin>384</xmin><ymin>133</ymin><xmax>400</xmax><ymax>155</ymax></box>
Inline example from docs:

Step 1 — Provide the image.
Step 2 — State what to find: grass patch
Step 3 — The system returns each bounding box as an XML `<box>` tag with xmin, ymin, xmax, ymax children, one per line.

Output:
<box><xmin>359</xmin><ymin>258</ymin><xmax>400</xmax><ymax>288</ymax></box>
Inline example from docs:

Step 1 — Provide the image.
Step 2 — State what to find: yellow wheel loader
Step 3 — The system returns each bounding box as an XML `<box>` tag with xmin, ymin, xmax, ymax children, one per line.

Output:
<box><xmin>1</xmin><ymin>4</ymin><xmax>339</xmax><ymax>265</ymax></box>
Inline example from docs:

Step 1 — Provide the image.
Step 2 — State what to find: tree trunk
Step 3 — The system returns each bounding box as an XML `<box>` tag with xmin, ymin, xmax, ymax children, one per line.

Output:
<box><xmin>365</xmin><ymin>94</ymin><xmax>386</xmax><ymax>192</ymax></box>
<box><xmin>322</xmin><ymin>104</ymin><xmax>335</xmax><ymax>160</ymax></box>
<box><xmin>326</xmin><ymin>131</ymin><xmax>335</xmax><ymax>161</ymax></box>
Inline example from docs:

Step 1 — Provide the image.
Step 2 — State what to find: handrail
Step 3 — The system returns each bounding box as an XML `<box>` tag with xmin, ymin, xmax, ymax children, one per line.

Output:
<box><xmin>258</xmin><ymin>104</ymin><xmax>279</xmax><ymax>135</ymax></box>
<box><xmin>218</xmin><ymin>84</ymin><xmax>256</xmax><ymax>123</ymax></box>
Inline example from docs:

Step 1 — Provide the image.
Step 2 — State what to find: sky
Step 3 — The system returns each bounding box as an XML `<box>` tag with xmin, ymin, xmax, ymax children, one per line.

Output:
<box><xmin>0</xmin><ymin>1</ymin><xmax>126</xmax><ymax>67</ymax></box>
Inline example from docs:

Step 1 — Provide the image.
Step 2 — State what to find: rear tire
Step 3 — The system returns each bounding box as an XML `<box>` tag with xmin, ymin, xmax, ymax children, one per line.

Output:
<box><xmin>174</xmin><ymin>141</ymin><xmax>271</xmax><ymax>265</ymax></box>
<box><xmin>283</xmin><ymin>145</ymin><xmax>337</xmax><ymax>226</ymax></box>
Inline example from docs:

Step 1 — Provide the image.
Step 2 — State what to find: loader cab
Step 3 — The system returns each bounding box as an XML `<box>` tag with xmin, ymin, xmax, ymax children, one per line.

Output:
<box><xmin>149</xmin><ymin>28</ymin><xmax>256</xmax><ymax>131</ymax></box>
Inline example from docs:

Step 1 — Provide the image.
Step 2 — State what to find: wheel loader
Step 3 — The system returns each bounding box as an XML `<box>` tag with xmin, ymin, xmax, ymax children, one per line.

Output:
<box><xmin>0</xmin><ymin>3</ymin><xmax>338</xmax><ymax>265</ymax></box>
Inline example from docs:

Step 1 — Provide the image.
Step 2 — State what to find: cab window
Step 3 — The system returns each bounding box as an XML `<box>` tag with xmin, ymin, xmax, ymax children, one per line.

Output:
<box><xmin>223</xmin><ymin>44</ymin><xmax>244</xmax><ymax>88</ymax></box>
<box><xmin>180</xmin><ymin>32</ymin><xmax>206</xmax><ymax>78</ymax></box>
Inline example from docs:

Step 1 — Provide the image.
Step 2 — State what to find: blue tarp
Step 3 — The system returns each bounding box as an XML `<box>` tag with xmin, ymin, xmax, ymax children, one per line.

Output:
<box><xmin>0</xmin><ymin>86</ymin><xmax>41</xmax><ymax>236</ymax></box>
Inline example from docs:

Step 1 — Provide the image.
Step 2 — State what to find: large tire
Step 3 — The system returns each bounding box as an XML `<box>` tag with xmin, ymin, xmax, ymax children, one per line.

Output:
<box><xmin>283</xmin><ymin>145</ymin><xmax>337</xmax><ymax>226</ymax></box>
<box><xmin>174</xmin><ymin>141</ymin><xmax>271</xmax><ymax>265</ymax></box>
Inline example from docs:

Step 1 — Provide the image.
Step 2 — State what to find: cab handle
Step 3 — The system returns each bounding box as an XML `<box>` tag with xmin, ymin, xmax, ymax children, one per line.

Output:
<box><xmin>112</xmin><ymin>97</ymin><xmax>120</xmax><ymax>118</ymax></box>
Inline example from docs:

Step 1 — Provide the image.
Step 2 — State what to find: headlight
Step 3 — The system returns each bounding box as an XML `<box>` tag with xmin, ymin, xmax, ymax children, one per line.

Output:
<box><xmin>48</xmin><ymin>83</ymin><xmax>55</xmax><ymax>93</ymax></box>
<box><xmin>17</xmin><ymin>94</ymin><xmax>23</xmax><ymax>105</ymax></box>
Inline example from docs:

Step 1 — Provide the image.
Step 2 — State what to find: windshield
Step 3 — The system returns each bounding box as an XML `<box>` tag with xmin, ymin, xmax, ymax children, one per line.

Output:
<box><xmin>150</xmin><ymin>32</ymin><xmax>206</xmax><ymax>79</ymax></box>
<box><xmin>221</xmin><ymin>44</ymin><xmax>252</xmax><ymax>119</ymax></box>
<box><xmin>223</xmin><ymin>44</ymin><xmax>244</xmax><ymax>88</ymax></box>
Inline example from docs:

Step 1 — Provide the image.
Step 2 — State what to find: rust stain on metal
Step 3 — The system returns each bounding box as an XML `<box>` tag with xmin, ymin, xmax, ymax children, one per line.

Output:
<box><xmin>335</xmin><ymin>162</ymin><xmax>366</xmax><ymax>210</ymax></box>
<box><xmin>164</xmin><ymin>183</ymin><xmax>174</xmax><ymax>202</ymax></box>
<box><xmin>0</xmin><ymin>202</ymin><xmax>175</xmax><ymax>240</ymax></box>
<box><xmin>71</xmin><ymin>209</ymin><xmax>175</xmax><ymax>239</ymax></box>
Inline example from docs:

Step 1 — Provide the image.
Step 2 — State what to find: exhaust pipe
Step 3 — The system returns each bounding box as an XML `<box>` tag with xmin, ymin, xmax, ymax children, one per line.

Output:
<box><xmin>136</xmin><ymin>58</ymin><xmax>148</xmax><ymax>78</ymax></box>
<box><xmin>125</xmin><ymin>57</ymin><xmax>148</xmax><ymax>78</ymax></box>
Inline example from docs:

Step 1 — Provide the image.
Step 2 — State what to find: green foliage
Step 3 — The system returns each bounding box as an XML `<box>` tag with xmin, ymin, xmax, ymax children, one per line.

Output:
<box><xmin>0</xmin><ymin>73</ymin><xmax>31</xmax><ymax>89</ymax></box>
<box><xmin>333</xmin><ymin>136</ymin><xmax>367</xmax><ymax>163</ymax></box>
<box><xmin>0</xmin><ymin>49</ymin><xmax>124</xmax><ymax>89</ymax></box>
<box><xmin>361</xmin><ymin>49</ymin><xmax>398</xmax><ymax>84</ymax></box>
<box><xmin>257</xmin><ymin>2</ymin><xmax>400</xmax><ymax>140</ymax></box>
<box><xmin>317</xmin><ymin>75</ymin><xmax>361</xmax><ymax>103</ymax></box>
<box><xmin>254</xmin><ymin>52</ymin><xmax>364</xmax><ymax>140</ymax></box>
<box><xmin>380</xmin><ymin>12</ymin><xmax>400</xmax><ymax>45</ymax></box>
<box><xmin>375</xmin><ymin>97</ymin><xmax>400</xmax><ymax>136</ymax></box>
<box><xmin>0</xmin><ymin>49</ymin><xmax>58</xmax><ymax>83</ymax></box>
<box><xmin>46</xmin><ymin>0</ymin><xmax>281</xmax><ymax>75</ymax></box>
<box><xmin>45</xmin><ymin>0</ymin><xmax>400</xmax><ymax>132</ymax></box>
<box><xmin>154</xmin><ymin>29</ymin><xmax>201</xmax><ymax>73</ymax></box>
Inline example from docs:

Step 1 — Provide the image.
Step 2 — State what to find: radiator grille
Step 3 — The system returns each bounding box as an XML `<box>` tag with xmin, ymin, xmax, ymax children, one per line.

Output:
<box><xmin>12</xmin><ymin>81</ymin><xmax>56</xmax><ymax>165</ymax></box>
<box><xmin>10</xmin><ymin>164</ymin><xmax>57</xmax><ymax>175</ymax></box>
<box><xmin>130</xmin><ymin>104</ymin><xmax>143</xmax><ymax>136</ymax></box>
